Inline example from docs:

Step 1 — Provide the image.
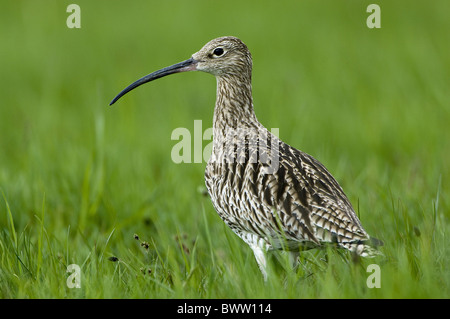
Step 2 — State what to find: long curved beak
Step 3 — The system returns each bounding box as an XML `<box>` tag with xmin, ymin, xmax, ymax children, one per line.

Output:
<box><xmin>109</xmin><ymin>57</ymin><xmax>198</xmax><ymax>106</ymax></box>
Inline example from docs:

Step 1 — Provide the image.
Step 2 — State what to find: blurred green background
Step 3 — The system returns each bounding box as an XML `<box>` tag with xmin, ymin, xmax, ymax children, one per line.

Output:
<box><xmin>0</xmin><ymin>0</ymin><xmax>448</xmax><ymax>298</ymax></box>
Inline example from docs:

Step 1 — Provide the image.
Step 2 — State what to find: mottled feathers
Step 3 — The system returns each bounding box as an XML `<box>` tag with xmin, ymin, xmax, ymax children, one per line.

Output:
<box><xmin>198</xmin><ymin>37</ymin><xmax>382</xmax><ymax>277</ymax></box>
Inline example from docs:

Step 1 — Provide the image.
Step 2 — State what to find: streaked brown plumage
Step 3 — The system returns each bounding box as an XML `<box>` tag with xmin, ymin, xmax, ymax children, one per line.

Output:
<box><xmin>110</xmin><ymin>36</ymin><xmax>382</xmax><ymax>279</ymax></box>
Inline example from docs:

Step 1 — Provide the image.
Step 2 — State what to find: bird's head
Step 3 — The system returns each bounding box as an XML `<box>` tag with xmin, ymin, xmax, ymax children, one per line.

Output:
<box><xmin>192</xmin><ymin>36</ymin><xmax>252</xmax><ymax>77</ymax></box>
<box><xmin>109</xmin><ymin>36</ymin><xmax>252</xmax><ymax>106</ymax></box>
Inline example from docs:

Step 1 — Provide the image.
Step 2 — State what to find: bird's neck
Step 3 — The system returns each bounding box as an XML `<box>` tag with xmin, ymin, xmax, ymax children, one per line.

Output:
<box><xmin>213</xmin><ymin>75</ymin><xmax>259</xmax><ymax>135</ymax></box>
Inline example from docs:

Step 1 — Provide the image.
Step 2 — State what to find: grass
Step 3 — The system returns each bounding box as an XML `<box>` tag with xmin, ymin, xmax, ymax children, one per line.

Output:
<box><xmin>0</xmin><ymin>0</ymin><xmax>449</xmax><ymax>298</ymax></box>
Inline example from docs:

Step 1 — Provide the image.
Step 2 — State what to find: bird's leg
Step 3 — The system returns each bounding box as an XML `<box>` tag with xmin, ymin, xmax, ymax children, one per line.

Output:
<box><xmin>288</xmin><ymin>251</ymin><xmax>300</xmax><ymax>270</ymax></box>
<box><xmin>250</xmin><ymin>245</ymin><xmax>268</xmax><ymax>281</ymax></box>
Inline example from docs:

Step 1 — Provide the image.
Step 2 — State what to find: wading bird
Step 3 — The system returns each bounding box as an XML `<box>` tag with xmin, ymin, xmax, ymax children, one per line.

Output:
<box><xmin>110</xmin><ymin>36</ymin><xmax>382</xmax><ymax>280</ymax></box>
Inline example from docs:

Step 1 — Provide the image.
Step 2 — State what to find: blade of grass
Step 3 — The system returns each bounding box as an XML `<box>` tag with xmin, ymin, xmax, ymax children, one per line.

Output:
<box><xmin>100</xmin><ymin>228</ymin><xmax>116</xmax><ymax>263</ymax></box>
<box><xmin>2</xmin><ymin>190</ymin><xmax>22</xmax><ymax>275</ymax></box>
<box><xmin>201</xmin><ymin>202</ymin><xmax>215</xmax><ymax>267</ymax></box>
<box><xmin>2</xmin><ymin>191</ymin><xmax>17</xmax><ymax>250</ymax></box>
<box><xmin>36</xmin><ymin>193</ymin><xmax>46</xmax><ymax>278</ymax></box>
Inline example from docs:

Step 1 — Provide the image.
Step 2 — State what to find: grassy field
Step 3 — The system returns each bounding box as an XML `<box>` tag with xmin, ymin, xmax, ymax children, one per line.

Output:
<box><xmin>0</xmin><ymin>0</ymin><xmax>448</xmax><ymax>299</ymax></box>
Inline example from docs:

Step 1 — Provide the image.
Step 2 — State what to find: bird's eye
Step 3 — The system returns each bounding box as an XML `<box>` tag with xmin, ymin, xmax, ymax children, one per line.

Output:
<box><xmin>213</xmin><ymin>47</ymin><xmax>224</xmax><ymax>57</ymax></box>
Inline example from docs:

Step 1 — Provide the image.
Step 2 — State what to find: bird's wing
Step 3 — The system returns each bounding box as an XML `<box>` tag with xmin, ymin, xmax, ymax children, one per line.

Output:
<box><xmin>247</xmin><ymin>139</ymin><xmax>371</xmax><ymax>248</ymax></box>
<box><xmin>205</xmin><ymin>129</ymin><xmax>371</xmax><ymax>250</ymax></box>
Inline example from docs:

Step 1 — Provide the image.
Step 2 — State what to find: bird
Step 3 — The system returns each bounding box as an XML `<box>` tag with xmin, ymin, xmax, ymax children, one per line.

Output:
<box><xmin>110</xmin><ymin>36</ymin><xmax>382</xmax><ymax>280</ymax></box>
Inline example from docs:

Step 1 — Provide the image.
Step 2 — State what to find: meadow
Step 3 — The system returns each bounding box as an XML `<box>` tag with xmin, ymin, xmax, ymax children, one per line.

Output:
<box><xmin>0</xmin><ymin>1</ymin><xmax>448</xmax><ymax>299</ymax></box>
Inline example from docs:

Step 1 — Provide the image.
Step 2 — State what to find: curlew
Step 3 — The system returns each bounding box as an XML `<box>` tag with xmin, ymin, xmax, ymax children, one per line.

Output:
<box><xmin>110</xmin><ymin>36</ymin><xmax>382</xmax><ymax>279</ymax></box>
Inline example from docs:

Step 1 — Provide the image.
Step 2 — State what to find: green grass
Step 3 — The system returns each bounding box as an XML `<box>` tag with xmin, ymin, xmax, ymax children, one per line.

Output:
<box><xmin>0</xmin><ymin>0</ymin><xmax>449</xmax><ymax>298</ymax></box>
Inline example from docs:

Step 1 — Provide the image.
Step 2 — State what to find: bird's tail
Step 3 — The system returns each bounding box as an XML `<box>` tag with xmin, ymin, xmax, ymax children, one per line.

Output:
<box><xmin>340</xmin><ymin>237</ymin><xmax>384</xmax><ymax>257</ymax></box>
